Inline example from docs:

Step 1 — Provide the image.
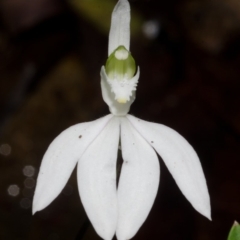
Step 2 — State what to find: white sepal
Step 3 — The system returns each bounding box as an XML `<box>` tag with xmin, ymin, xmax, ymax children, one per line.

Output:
<box><xmin>127</xmin><ymin>115</ymin><xmax>211</xmax><ymax>220</ymax></box>
<box><xmin>100</xmin><ymin>66</ymin><xmax>140</xmax><ymax>116</ymax></box>
<box><xmin>116</xmin><ymin>117</ymin><xmax>160</xmax><ymax>240</ymax></box>
<box><xmin>108</xmin><ymin>0</ymin><xmax>130</xmax><ymax>56</ymax></box>
<box><xmin>77</xmin><ymin>117</ymin><xmax>120</xmax><ymax>240</ymax></box>
<box><xmin>32</xmin><ymin>114</ymin><xmax>113</xmax><ymax>214</ymax></box>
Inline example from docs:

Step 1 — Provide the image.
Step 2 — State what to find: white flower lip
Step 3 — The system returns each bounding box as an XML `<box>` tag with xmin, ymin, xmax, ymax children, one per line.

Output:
<box><xmin>101</xmin><ymin>66</ymin><xmax>140</xmax><ymax>115</ymax></box>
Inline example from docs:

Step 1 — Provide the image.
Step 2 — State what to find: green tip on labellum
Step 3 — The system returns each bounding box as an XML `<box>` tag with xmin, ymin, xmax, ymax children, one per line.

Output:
<box><xmin>105</xmin><ymin>45</ymin><xmax>136</xmax><ymax>81</ymax></box>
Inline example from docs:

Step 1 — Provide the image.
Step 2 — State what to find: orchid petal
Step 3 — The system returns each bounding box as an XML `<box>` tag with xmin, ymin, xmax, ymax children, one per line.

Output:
<box><xmin>127</xmin><ymin>115</ymin><xmax>211</xmax><ymax>220</ymax></box>
<box><xmin>32</xmin><ymin>114</ymin><xmax>113</xmax><ymax>214</ymax></box>
<box><xmin>108</xmin><ymin>0</ymin><xmax>130</xmax><ymax>56</ymax></box>
<box><xmin>77</xmin><ymin>117</ymin><xmax>120</xmax><ymax>240</ymax></box>
<box><xmin>116</xmin><ymin>117</ymin><xmax>160</xmax><ymax>240</ymax></box>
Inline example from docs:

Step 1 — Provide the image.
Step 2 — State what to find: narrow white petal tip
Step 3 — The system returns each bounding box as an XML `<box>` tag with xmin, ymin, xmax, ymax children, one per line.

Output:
<box><xmin>113</xmin><ymin>0</ymin><xmax>130</xmax><ymax>16</ymax></box>
<box><xmin>116</xmin><ymin>232</ymin><xmax>131</xmax><ymax>240</ymax></box>
<box><xmin>96</xmin><ymin>228</ymin><xmax>115</xmax><ymax>240</ymax></box>
<box><xmin>191</xmin><ymin>189</ymin><xmax>211</xmax><ymax>220</ymax></box>
<box><xmin>32</xmin><ymin>207</ymin><xmax>37</xmax><ymax>215</ymax></box>
<box><xmin>116</xmin><ymin>224</ymin><xmax>139</xmax><ymax>240</ymax></box>
<box><xmin>32</xmin><ymin>200</ymin><xmax>39</xmax><ymax>215</ymax></box>
<box><xmin>195</xmin><ymin>204</ymin><xmax>211</xmax><ymax>220</ymax></box>
<box><xmin>32</xmin><ymin>200</ymin><xmax>46</xmax><ymax>215</ymax></box>
<box><xmin>200</xmin><ymin>205</ymin><xmax>212</xmax><ymax>220</ymax></box>
<box><xmin>109</xmin><ymin>0</ymin><xmax>131</xmax><ymax>55</ymax></box>
<box><xmin>117</xmin><ymin>0</ymin><xmax>130</xmax><ymax>7</ymax></box>
<box><xmin>32</xmin><ymin>197</ymin><xmax>46</xmax><ymax>215</ymax></box>
<box><xmin>207</xmin><ymin>214</ymin><xmax>212</xmax><ymax>221</ymax></box>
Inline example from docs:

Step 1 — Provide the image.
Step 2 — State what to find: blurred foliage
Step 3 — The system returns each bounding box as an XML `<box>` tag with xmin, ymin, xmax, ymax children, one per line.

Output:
<box><xmin>228</xmin><ymin>221</ymin><xmax>240</xmax><ymax>240</ymax></box>
<box><xmin>69</xmin><ymin>0</ymin><xmax>143</xmax><ymax>36</ymax></box>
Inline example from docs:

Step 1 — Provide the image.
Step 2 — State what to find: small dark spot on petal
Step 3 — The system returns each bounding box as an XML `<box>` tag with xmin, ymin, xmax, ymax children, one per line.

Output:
<box><xmin>79</xmin><ymin>135</ymin><xmax>82</xmax><ymax>139</ymax></box>
<box><xmin>151</xmin><ymin>141</ymin><xmax>154</xmax><ymax>143</ymax></box>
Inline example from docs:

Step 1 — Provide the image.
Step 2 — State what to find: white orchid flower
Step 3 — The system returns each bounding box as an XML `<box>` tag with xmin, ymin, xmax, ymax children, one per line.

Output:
<box><xmin>32</xmin><ymin>0</ymin><xmax>211</xmax><ymax>240</ymax></box>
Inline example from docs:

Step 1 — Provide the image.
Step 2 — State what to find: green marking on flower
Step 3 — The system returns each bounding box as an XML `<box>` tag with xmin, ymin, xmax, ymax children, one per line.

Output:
<box><xmin>105</xmin><ymin>45</ymin><xmax>136</xmax><ymax>81</ymax></box>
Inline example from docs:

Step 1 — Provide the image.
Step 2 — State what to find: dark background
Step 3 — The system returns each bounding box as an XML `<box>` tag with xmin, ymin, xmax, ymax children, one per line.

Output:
<box><xmin>0</xmin><ymin>0</ymin><xmax>240</xmax><ymax>239</ymax></box>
